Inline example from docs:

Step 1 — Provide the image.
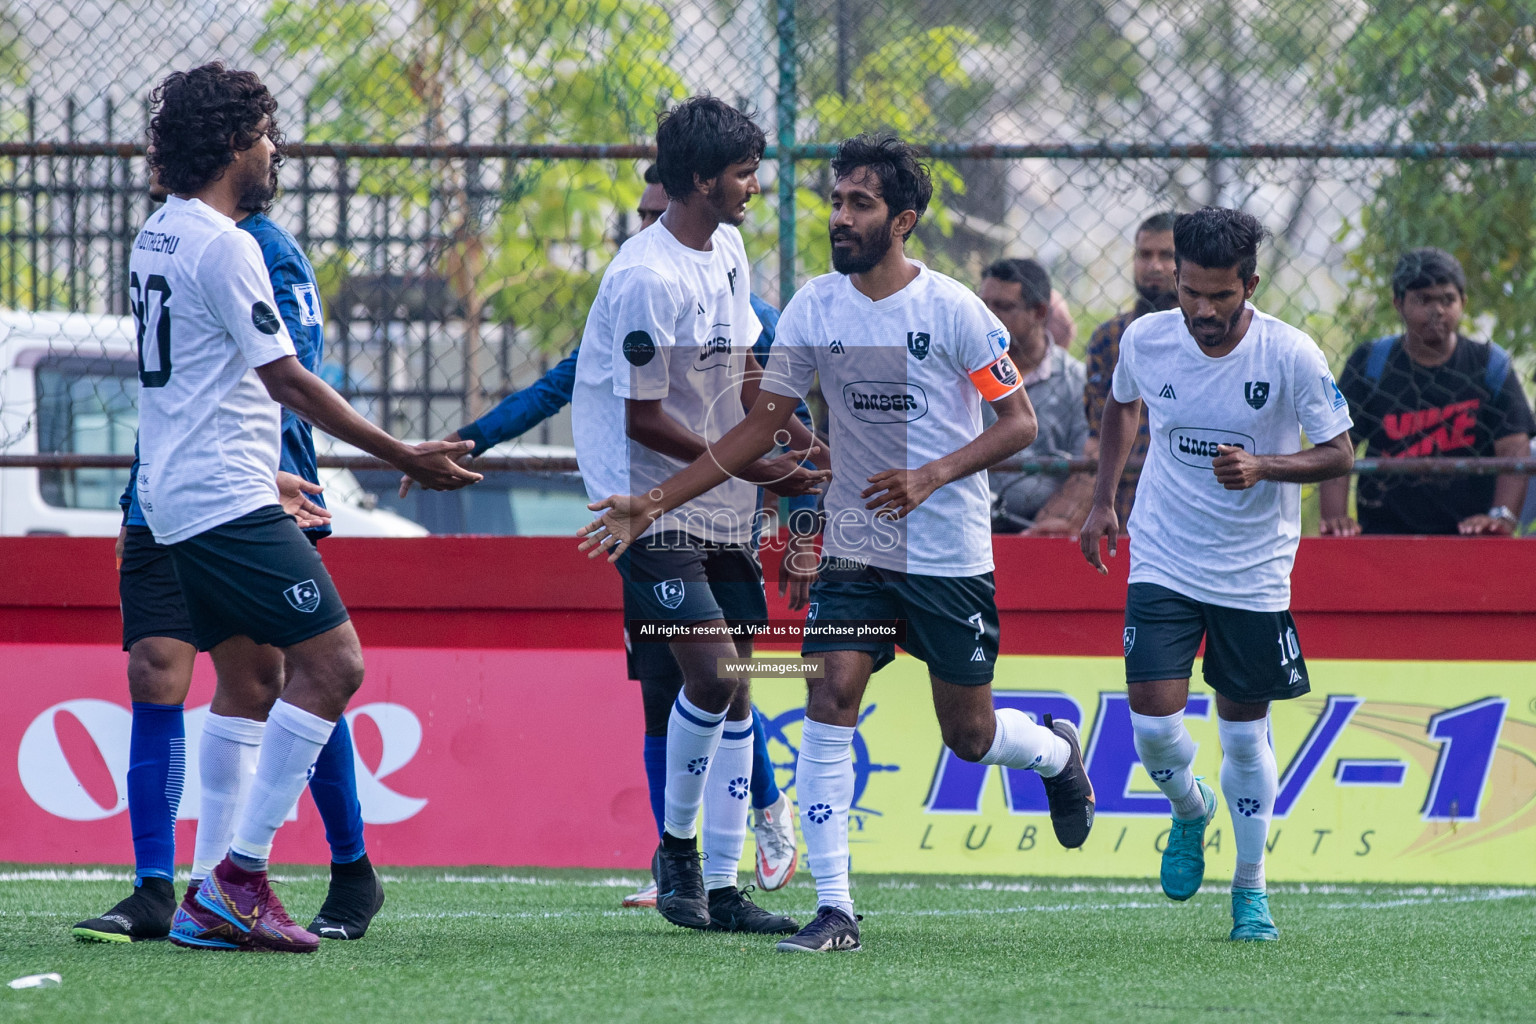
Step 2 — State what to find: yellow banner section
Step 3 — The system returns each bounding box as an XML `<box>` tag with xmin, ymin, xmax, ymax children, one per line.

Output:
<box><xmin>750</xmin><ymin>657</ymin><xmax>1536</xmax><ymax>884</ymax></box>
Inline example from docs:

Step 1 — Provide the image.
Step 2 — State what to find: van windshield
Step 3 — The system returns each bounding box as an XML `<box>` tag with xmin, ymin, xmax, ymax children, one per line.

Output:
<box><xmin>35</xmin><ymin>357</ymin><xmax>137</xmax><ymax>510</ymax></box>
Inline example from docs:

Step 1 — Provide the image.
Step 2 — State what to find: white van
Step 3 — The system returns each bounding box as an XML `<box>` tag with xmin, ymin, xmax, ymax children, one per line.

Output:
<box><xmin>0</xmin><ymin>310</ymin><xmax>425</xmax><ymax>537</ymax></box>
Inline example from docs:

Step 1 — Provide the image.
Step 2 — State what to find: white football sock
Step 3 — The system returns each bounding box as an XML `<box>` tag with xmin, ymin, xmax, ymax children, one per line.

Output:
<box><xmin>797</xmin><ymin>718</ymin><xmax>856</xmax><ymax>916</ymax></box>
<box><xmin>662</xmin><ymin>692</ymin><xmax>726</xmax><ymax>841</ymax></box>
<box><xmin>978</xmin><ymin>708</ymin><xmax>1070</xmax><ymax>777</ymax></box>
<box><xmin>1219</xmin><ymin>716</ymin><xmax>1277</xmax><ymax>891</ymax></box>
<box><xmin>190</xmin><ymin>714</ymin><xmax>264</xmax><ymax>881</ymax></box>
<box><xmin>1130</xmin><ymin>709</ymin><xmax>1206</xmax><ymax>820</ymax></box>
<box><xmin>229</xmin><ymin>700</ymin><xmax>335</xmax><ymax>870</ymax></box>
<box><xmin>701</xmin><ymin>718</ymin><xmax>754</xmax><ymax>891</ymax></box>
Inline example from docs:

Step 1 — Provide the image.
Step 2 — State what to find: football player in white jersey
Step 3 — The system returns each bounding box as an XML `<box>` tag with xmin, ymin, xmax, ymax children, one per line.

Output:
<box><xmin>580</xmin><ymin>133</ymin><xmax>1097</xmax><ymax>953</ymax></box>
<box><xmin>571</xmin><ymin>97</ymin><xmax>824</xmax><ymax>934</ymax></box>
<box><xmin>130</xmin><ymin>64</ymin><xmax>479</xmax><ymax>953</ymax></box>
<box><xmin>1078</xmin><ymin>207</ymin><xmax>1354</xmax><ymax>942</ymax></box>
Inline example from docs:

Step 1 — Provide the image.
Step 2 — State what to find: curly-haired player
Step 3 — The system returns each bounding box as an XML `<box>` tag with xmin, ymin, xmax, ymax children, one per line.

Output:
<box><xmin>125</xmin><ymin>63</ymin><xmax>479</xmax><ymax>953</ymax></box>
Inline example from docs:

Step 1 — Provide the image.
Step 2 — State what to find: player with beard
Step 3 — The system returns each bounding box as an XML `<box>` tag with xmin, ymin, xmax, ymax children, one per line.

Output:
<box><xmin>72</xmin><ymin>133</ymin><xmax>386</xmax><ymax>944</ymax></box>
<box><xmin>571</xmin><ymin>97</ymin><xmax>824</xmax><ymax>933</ymax></box>
<box><xmin>1079</xmin><ymin>207</ymin><xmax>1354</xmax><ymax>942</ymax></box>
<box><xmin>124</xmin><ymin>63</ymin><xmax>478</xmax><ymax>953</ymax></box>
<box><xmin>580</xmin><ymin>132</ymin><xmax>1097</xmax><ymax>953</ymax></box>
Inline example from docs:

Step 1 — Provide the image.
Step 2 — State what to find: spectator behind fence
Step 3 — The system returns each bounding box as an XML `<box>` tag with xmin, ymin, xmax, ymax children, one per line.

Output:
<box><xmin>1024</xmin><ymin>212</ymin><xmax>1178</xmax><ymax>535</ymax></box>
<box><xmin>979</xmin><ymin>258</ymin><xmax>1087</xmax><ymax>531</ymax></box>
<box><xmin>1320</xmin><ymin>248</ymin><xmax>1535</xmax><ymax>536</ymax></box>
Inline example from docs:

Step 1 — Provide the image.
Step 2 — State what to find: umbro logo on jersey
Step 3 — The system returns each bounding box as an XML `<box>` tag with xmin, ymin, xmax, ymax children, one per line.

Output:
<box><xmin>727</xmin><ymin>267</ymin><xmax>737</xmax><ymax>294</ymax></box>
<box><xmin>907</xmin><ymin>331</ymin><xmax>930</xmax><ymax>360</ymax></box>
<box><xmin>830</xmin><ymin>339</ymin><xmax>845</xmax><ymax>354</ymax></box>
<box><xmin>1159</xmin><ymin>383</ymin><xmax>1177</xmax><ymax>399</ymax></box>
<box><xmin>283</xmin><ymin>580</ymin><xmax>321</xmax><ymax>613</ymax></box>
<box><xmin>1245</xmin><ymin>381</ymin><xmax>1270</xmax><ymax>410</ymax></box>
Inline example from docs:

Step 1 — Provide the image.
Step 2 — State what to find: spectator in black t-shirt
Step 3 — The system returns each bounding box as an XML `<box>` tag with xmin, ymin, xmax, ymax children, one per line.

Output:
<box><xmin>1320</xmin><ymin>248</ymin><xmax>1535</xmax><ymax>536</ymax></box>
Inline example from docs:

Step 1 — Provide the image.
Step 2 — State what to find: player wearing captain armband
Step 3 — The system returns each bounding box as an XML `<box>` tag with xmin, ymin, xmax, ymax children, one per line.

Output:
<box><xmin>1078</xmin><ymin>207</ymin><xmax>1354</xmax><ymax>943</ymax></box>
<box><xmin>580</xmin><ymin>133</ymin><xmax>1097</xmax><ymax>954</ymax></box>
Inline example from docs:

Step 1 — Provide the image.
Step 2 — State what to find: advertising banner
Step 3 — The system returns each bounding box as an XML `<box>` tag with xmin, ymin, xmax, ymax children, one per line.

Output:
<box><xmin>5</xmin><ymin>642</ymin><xmax>1533</xmax><ymax>884</ymax></box>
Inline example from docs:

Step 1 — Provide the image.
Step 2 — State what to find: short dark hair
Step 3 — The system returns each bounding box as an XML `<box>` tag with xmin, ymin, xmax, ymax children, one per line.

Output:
<box><xmin>830</xmin><ymin>132</ymin><xmax>933</xmax><ymax>240</ymax></box>
<box><xmin>1173</xmin><ymin>207</ymin><xmax>1267</xmax><ymax>280</ymax></box>
<box><xmin>147</xmin><ymin>63</ymin><xmax>281</xmax><ymax>196</ymax></box>
<box><xmin>1136</xmin><ymin>211</ymin><xmax>1175</xmax><ymax>237</ymax></box>
<box><xmin>654</xmin><ymin>97</ymin><xmax>765</xmax><ymax>201</ymax></box>
<box><xmin>982</xmin><ymin>258</ymin><xmax>1051</xmax><ymax>309</ymax></box>
<box><xmin>642</xmin><ymin>163</ymin><xmax>661</xmax><ymax>185</ymax></box>
<box><xmin>1391</xmin><ymin>247</ymin><xmax>1466</xmax><ymax>301</ymax></box>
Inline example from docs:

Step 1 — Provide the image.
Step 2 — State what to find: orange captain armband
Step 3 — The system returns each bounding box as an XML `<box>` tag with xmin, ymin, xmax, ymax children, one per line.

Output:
<box><xmin>968</xmin><ymin>353</ymin><xmax>1023</xmax><ymax>401</ymax></box>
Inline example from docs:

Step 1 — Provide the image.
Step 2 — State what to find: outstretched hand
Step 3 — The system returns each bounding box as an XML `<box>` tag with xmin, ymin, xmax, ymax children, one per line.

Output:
<box><xmin>276</xmin><ymin>471</ymin><xmax>332</xmax><ymax>530</ymax></box>
<box><xmin>578</xmin><ymin>494</ymin><xmax>660</xmax><ymax>562</ymax></box>
<box><xmin>400</xmin><ymin>432</ymin><xmax>476</xmax><ymax>497</ymax></box>
<box><xmin>397</xmin><ymin>439</ymin><xmax>482</xmax><ymax>495</ymax></box>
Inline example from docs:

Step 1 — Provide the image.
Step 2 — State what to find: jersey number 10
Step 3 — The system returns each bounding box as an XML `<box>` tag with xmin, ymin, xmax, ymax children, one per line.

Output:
<box><xmin>130</xmin><ymin>272</ymin><xmax>173</xmax><ymax>388</ymax></box>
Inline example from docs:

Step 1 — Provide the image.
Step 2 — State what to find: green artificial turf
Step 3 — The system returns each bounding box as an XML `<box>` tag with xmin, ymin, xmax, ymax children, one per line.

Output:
<box><xmin>1</xmin><ymin>866</ymin><xmax>1531</xmax><ymax>1023</ymax></box>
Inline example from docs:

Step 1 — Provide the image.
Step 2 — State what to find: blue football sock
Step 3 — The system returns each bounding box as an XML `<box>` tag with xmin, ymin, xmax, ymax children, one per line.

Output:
<box><xmin>748</xmin><ymin>706</ymin><xmax>781</xmax><ymax>811</ymax></box>
<box><xmin>307</xmin><ymin>715</ymin><xmax>367</xmax><ymax>863</ymax></box>
<box><xmin>128</xmin><ymin>702</ymin><xmax>184</xmax><ymax>884</ymax></box>
<box><xmin>643</xmin><ymin>734</ymin><xmax>668</xmax><ymax>838</ymax></box>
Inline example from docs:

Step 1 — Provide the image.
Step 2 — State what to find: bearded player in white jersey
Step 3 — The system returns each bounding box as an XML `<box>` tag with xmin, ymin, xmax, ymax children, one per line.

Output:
<box><xmin>130</xmin><ymin>63</ymin><xmax>479</xmax><ymax>953</ymax></box>
<box><xmin>581</xmin><ymin>133</ymin><xmax>1097</xmax><ymax>953</ymax></box>
<box><xmin>1079</xmin><ymin>207</ymin><xmax>1354</xmax><ymax>942</ymax></box>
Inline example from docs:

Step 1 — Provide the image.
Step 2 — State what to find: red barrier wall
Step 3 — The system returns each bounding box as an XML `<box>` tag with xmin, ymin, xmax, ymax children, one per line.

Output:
<box><xmin>1</xmin><ymin>537</ymin><xmax>1533</xmax><ymax>869</ymax></box>
<box><xmin>4</xmin><ymin>536</ymin><xmax>1535</xmax><ymax>658</ymax></box>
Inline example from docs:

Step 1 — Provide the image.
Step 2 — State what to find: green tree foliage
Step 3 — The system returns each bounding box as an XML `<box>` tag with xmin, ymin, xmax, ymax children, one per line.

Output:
<box><xmin>258</xmin><ymin>0</ymin><xmax>685</xmax><ymax>411</ymax></box>
<box><xmin>1330</xmin><ymin>0</ymin><xmax>1536</xmax><ymax>355</ymax></box>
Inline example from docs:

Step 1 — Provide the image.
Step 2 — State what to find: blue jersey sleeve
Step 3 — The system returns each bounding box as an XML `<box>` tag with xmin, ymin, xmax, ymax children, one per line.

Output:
<box><xmin>458</xmin><ymin>348</ymin><xmax>579</xmax><ymax>455</ymax></box>
<box><xmin>121</xmin><ymin>438</ymin><xmax>146</xmax><ymax>527</ymax></box>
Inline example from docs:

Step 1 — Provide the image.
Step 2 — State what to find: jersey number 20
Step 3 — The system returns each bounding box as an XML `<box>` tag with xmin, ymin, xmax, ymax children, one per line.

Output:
<box><xmin>130</xmin><ymin>272</ymin><xmax>172</xmax><ymax>388</ymax></box>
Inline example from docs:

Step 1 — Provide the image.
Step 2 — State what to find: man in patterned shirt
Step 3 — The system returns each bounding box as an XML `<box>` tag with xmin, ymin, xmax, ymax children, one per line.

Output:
<box><xmin>1027</xmin><ymin>212</ymin><xmax>1177</xmax><ymax>535</ymax></box>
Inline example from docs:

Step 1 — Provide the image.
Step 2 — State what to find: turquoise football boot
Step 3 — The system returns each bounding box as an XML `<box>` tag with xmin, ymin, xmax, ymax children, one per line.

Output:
<box><xmin>1160</xmin><ymin>778</ymin><xmax>1217</xmax><ymax>901</ymax></box>
<box><xmin>1230</xmin><ymin>887</ymin><xmax>1280</xmax><ymax>941</ymax></box>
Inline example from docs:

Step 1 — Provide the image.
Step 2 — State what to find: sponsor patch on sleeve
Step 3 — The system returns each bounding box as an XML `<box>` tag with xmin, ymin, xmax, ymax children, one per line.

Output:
<box><xmin>986</xmin><ymin>326</ymin><xmax>1009</xmax><ymax>355</ymax></box>
<box><xmin>251</xmin><ymin>301</ymin><xmax>281</xmax><ymax>335</ymax></box>
<box><xmin>969</xmin><ymin>353</ymin><xmax>1023</xmax><ymax>401</ymax></box>
<box><xmin>1323</xmin><ymin>373</ymin><xmax>1347</xmax><ymax>411</ymax></box>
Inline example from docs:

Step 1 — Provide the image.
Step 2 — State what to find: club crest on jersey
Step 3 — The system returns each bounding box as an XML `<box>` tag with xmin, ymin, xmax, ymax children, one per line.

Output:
<box><xmin>284</xmin><ymin>580</ymin><xmax>322</xmax><ymax>614</ymax></box>
<box><xmin>1123</xmin><ymin>627</ymin><xmax>1136</xmax><ymax>656</ymax></box>
<box><xmin>654</xmin><ymin>578</ymin><xmax>686</xmax><ymax>610</ymax></box>
<box><xmin>907</xmin><ymin>331</ymin><xmax>930</xmax><ymax>360</ymax></box>
<box><xmin>1244</xmin><ymin>381</ymin><xmax>1270</xmax><ymax>410</ymax></box>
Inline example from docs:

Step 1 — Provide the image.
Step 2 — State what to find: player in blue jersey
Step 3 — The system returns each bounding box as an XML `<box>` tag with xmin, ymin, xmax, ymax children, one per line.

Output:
<box><xmin>72</xmin><ymin>142</ymin><xmax>384</xmax><ymax>945</ymax></box>
<box><xmin>414</xmin><ymin>165</ymin><xmax>814</xmax><ymax>908</ymax></box>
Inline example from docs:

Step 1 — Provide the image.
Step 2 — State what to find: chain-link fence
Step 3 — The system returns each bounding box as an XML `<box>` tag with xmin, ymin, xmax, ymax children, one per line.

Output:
<box><xmin>2</xmin><ymin>0</ymin><xmax>1534</xmax><ymax>536</ymax></box>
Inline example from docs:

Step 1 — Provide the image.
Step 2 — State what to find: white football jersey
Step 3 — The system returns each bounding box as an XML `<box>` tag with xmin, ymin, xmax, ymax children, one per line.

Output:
<box><xmin>572</xmin><ymin>221</ymin><xmax>761</xmax><ymax>544</ymax></box>
<box><xmin>128</xmin><ymin>197</ymin><xmax>297</xmax><ymax>544</ymax></box>
<box><xmin>763</xmin><ymin>264</ymin><xmax>1019</xmax><ymax>577</ymax></box>
<box><xmin>1111</xmin><ymin>305</ymin><xmax>1353</xmax><ymax>611</ymax></box>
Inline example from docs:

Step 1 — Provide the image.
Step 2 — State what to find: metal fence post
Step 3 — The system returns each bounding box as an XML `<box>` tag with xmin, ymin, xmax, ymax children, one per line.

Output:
<box><xmin>776</xmin><ymin>0</ymin><xmax>796</xmax><ymax>307</ymax></box>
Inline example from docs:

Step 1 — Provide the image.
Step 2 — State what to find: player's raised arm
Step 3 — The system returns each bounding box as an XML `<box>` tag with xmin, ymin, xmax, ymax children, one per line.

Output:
<box><xmin>580</xmin><ymin>390</ymin><xmax>823</xmax><ymax>559</ymax></box>
<box><xmin>255</xmin><ymin>355</ymin><xmax>481</xmax><ymax>491</ymax></box>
